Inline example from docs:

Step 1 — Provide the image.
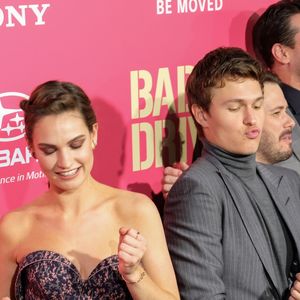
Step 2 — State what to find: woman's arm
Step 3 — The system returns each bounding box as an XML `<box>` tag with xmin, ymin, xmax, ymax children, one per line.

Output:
<box><xmin>118</xmin><ymin>194</ymin><xmax>179</xmax><ymax>300</ymax></box>
<box><xmin>0</xmin><ymin>213</ymin><xmax>20</xmax><ymax>298</ymax></box>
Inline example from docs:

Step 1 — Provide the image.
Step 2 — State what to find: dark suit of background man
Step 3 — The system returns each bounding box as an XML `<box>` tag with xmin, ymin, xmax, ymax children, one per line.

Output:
<box><xmin>164</xmin><ymin>47</ymin><xmax>300</xmax><ymax>299</ymax></box>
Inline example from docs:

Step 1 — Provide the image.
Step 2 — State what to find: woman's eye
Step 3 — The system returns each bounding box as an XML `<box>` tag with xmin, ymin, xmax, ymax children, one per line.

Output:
<box><xmin>42</xmin><ymin>148</ymin><xmax>56</xmax><ymax>155</ymax></box>
<box><xmin>71</xmin><ymin>141</ymin><xmax>84</xmax><ymax>149</ymax></box>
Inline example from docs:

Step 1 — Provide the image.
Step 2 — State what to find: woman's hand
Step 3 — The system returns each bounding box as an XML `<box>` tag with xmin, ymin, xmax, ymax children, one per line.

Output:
<box><xmin>118</xmin><ymin>227</ymin><xmax>147</xmax><ymax>283</ymax></box>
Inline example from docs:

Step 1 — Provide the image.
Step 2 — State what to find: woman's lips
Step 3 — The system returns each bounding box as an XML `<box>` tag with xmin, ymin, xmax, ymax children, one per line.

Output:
<box><xmin>55</xmin><ymin>167</ymin><xmax>81</xmax><ymax>178</ymax></box>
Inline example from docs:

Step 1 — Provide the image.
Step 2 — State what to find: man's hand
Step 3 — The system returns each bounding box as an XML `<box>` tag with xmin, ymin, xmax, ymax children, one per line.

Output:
<box><xmin>290</xmin><ymin>273</ymin><xmax>300</xmax><ymax>299</ymax></box>
<box><xmin>162</xmin><ymin>162</ymin><xmax>189</xmax><ymax>199</ymax></box>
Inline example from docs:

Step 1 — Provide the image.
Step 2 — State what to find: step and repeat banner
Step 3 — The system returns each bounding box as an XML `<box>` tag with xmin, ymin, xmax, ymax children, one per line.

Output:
<box><xmin>0</xmin><ymin>0</ymin><xmax>274</xmax><ymax>216</ymax></box>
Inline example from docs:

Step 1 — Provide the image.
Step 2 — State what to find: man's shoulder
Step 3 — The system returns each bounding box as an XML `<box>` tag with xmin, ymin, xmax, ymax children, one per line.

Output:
<box><xmin>187</xmin><ymin>156</ymin><xmax>219</xmax><ymax>176</ymax></box>
<box><xmin>170</xmin><ymin>157</ymin><xmax>223</xmax><ymax>195</ymax></box>
<box><xmin>258</xmin><ymin>162</ymin><xmax>300</xmax><ymax>180</ymax></box>
<box><xmin>260</xmin><ymin>164</ymin><xmax>300</xmax><ymax>199</ymax></box>
<box><xmin>274</xmin><ymin>153</ymin><xmax>300</xmax><ymax>175</ymax></box>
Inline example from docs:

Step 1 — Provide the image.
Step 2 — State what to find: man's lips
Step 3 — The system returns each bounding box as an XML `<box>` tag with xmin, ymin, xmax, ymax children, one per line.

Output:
<box><xmin>245</xmin><ymin>128</ymin><xmax>261</xmax><ymax>139</ymax></box>
<box><xmin>279</xmin><ymin>130</ymin><xmax>292</xmax><ymax>142</ymax></box>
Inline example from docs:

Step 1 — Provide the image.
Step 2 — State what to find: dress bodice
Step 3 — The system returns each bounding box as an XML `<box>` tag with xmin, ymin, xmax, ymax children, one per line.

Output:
<box><xmin>14</xmin><ymin>250</ymin><xmax>132</xmax><ymax>299</ymax></box>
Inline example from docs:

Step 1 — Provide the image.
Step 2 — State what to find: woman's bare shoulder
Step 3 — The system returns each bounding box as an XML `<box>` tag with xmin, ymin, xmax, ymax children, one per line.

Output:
<box><xmin>0</xmin><ymin>198</ymin><xmax>42</xmax><ymax>244</ymax></box>
<box><xmin>109</xmin><ymin>186</ymin><xmax>158</xmax><ymax>218</ymax></box>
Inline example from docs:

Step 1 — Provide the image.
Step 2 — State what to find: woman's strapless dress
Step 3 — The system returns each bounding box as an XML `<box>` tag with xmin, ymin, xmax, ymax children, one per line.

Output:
<box><xmin>14</xmin><ymin>250</ymin><xmax>133</xmax><ymax>299</ymax></box>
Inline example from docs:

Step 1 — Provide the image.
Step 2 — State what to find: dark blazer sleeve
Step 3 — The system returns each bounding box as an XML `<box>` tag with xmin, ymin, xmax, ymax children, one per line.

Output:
<box><xmin>164</xmin><ymin>169</ymin><xmax>226</xmax><ymax>300</ymax></box>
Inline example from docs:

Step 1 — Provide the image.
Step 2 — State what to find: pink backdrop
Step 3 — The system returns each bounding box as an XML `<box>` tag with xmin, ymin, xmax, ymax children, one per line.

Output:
<box><xmin>0</xmin><ymin>0</ymin><xmax>275</xmax><ymax>216</ymax></box>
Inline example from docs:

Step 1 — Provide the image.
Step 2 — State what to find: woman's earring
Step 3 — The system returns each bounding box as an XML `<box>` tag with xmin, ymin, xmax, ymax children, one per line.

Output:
<box><xmin>92</xmin><ymin>140</ymin><xmax>97</xmax><ymax>149</ymax></box>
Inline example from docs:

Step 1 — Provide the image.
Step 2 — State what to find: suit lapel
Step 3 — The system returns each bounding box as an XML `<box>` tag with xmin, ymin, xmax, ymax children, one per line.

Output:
<box><xmin>289</xmin><ymin>109</ymin><xmax>300</xmax><ymax>160</ymax></box>
<box><xmin>292</xmin><ymin>130</ymin><xmax>300</xmax><ymax>161</ymax></box>
<box><xmin>206</xmin><ymin>155</ymin><xmax>280</xmax><ymax>294</ymax></box>
<box><xmin>257</xmin><ymin>164</ymin><xmax>300</xmax><ymax>255</ymax></box>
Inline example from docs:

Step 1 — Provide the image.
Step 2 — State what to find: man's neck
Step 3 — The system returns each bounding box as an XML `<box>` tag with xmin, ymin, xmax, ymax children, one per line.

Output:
<box><xmin>255</xmin><ymin>156</ymin><xmax>269</xmax><ymax>165</ymax></box>
<box><xmin>272</xmin><ymin>65</ymin><xmax>300</xmax><ymax>91</ymax></box>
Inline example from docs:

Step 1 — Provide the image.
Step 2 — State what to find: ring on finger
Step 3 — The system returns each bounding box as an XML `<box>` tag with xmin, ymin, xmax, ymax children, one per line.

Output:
<box><xmin>135</xmin><ymin>231</ymin><xmax>140</xmax><ymax>239</ymax></box>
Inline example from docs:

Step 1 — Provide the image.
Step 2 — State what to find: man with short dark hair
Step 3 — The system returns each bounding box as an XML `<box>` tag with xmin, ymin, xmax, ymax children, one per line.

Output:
<box><xmin>164</xmin><ymin>47</ymin><xmax>300</xmax><ymax>299</ymax></box>
<box><xmin>253</xmin><ymin>0</ymin><xmax>300</xmax><ymax>115</ymax></box>
<box><xmin>256</xmin><ymin>72</ymin><xmax>295</xmax><ymax>165</ymax></box>
<box><xmin>162</xmin><ymin>73</ymin><xmax>296</xmax><ymax>195</ymax></box>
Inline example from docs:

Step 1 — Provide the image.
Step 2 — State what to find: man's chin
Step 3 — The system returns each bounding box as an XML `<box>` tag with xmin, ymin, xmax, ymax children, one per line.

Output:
<box><xmin>280</xmin><ymin>143</ymin><xmax>293</xmax><ymax>152</ymax></box>
<box><xmin>276</xmin><ymin>149</ymin><xmax>293</xmax><ymax>163</ymax></box>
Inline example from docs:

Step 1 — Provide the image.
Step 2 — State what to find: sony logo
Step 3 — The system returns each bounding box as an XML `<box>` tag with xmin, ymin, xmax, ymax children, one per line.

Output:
<box><xmin>0</xmin><ymin>4</ymin><xmax>50</xmax><ymax>27</ymax></box>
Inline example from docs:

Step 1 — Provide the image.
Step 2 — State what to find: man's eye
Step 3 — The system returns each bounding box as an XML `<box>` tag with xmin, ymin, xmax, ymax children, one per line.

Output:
<box><xmin>228</xmin><ymin>107</ymin><xmax>239</xmax><ymax>111</ymax></box>
<box><xmin>254</xmin><ymin>104</ymin><xmax>262</xmax><ymax>110</ymax></box>
<box><xmin>253</xmin><ymin>100</ymin><xmax>263</xmax><ymax>110</ymax></box>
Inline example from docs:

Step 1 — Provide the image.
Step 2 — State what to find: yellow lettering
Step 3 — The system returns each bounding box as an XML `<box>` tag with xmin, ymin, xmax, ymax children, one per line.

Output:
<box><xmin>132</xmin><ymin>122</ymin><xmax>154</xmax><ymax>171</ymax></box>
<box><xmin>153</xmin><ymin>68</ymin><xmax>175</xmax><ymax>116</ymax></box>
<box><xmin>130</xmin><ymin>70</ymin><xmax>153</xmax><ymax>119</ymax></box>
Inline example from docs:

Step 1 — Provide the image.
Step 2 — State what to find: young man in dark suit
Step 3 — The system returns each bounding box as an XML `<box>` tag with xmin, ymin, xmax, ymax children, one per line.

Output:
<box><xmin>164</xmin><ymin>47</ymin><xmax>300</xmax><ymax>299</ymax></box>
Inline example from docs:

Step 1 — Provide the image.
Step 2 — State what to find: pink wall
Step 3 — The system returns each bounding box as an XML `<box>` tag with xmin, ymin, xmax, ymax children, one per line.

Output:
<box><xmin>0</xmin><ymin>0</ymin><xmax>275</xmax><ymax>216</ymax></box>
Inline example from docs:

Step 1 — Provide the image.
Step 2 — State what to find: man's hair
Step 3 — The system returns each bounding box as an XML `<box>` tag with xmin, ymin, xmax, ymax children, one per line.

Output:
<box><xmin>186</xmin><ymin>47</ymin><xmax>264</xmax><ymax>136</ymax></box>
<box><xmin>253</xmin><ymin>0</ymin><xmax>300</xmax><ymax>68</ymax></box>
<box><xmin>261</xmin><ymin>71</ymin><xmax>282</xmax><ymax>86</ymax></box>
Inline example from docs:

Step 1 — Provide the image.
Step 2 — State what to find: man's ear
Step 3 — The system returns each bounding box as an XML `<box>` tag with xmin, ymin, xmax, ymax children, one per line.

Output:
<box><xmin>272</xmin><ymin>43</ymin><xmax>290</xmax><ymax>64</ymax></box>
<box><xmin>191</xmin><ymin>104</ymin><xmax>209</xmax><ymax>128</ymax></box>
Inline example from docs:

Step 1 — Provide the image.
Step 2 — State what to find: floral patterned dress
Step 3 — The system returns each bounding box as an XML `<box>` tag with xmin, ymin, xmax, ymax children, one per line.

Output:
<box><xmin>14</xmin><ymin>250</ymin><xmax>133</xmax><ymax>299</ymax></box>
